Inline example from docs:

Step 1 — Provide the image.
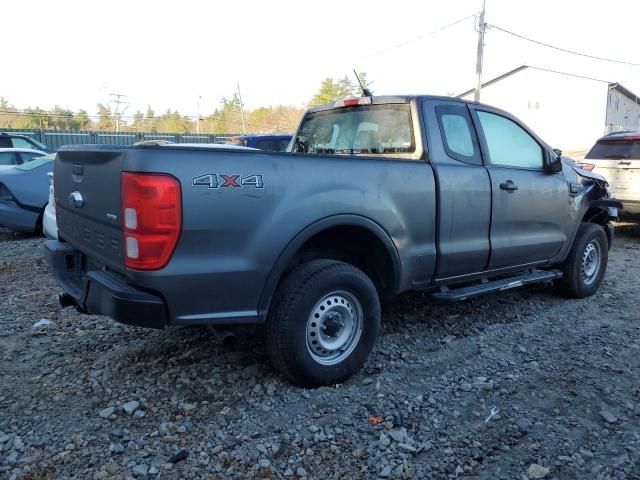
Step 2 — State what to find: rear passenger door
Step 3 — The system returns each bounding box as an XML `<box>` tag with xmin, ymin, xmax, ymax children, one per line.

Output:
<box><xmin>470</xmin><ymin>106</ymin><xmax>568</xmax><ymax>269</ymax></box>
<box><xmin>423</xmin><ymin>100</ymin><xmax>492</xmax><ymax>279</ymax></box>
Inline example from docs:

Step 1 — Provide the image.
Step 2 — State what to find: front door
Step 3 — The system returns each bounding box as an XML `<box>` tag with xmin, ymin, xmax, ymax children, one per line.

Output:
<box><xmin>471</xmin><ymin>107</ymin><xmax>568</xmax><ymax>270</ymax></box>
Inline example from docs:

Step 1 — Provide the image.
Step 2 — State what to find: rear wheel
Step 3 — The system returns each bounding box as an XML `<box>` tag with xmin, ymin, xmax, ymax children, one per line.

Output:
<box><xmin>558</xmin><ymin>222</ymin><xmax>608</xmax><ymax>298</ymax></box>
<box><xmin>266</xmin><ymin>260</ymin><xmax>380</xmax><ymax>387</ymax></box>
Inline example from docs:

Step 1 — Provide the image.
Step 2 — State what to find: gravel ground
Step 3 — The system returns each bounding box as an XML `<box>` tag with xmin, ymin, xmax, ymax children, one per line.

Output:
<box><xmin>1</xmin><ymin>225</ymin><xmax>639</xmax><ymax>480</ymax></box>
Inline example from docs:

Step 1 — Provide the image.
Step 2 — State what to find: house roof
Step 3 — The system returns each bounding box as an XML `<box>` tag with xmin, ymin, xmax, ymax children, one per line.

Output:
<box><xmin>457</xmin><ymin>65</ymin><xmax>640</xmax><ymax>105</ymax></box>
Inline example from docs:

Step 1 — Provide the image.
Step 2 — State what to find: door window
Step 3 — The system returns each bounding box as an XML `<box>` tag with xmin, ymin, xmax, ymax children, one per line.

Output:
<box><xmin>0</xmin><ymin>152</ymin><xmax>18</xmax><ymax>166</ymax></box>
<box><xmin>477</xmin><ymin>111</ymin><xmax>543</xmax><ymax>169</ymax></box>
<box><xmin>11</xmin><ymin>138</ymin><xmax>36</xmax><ymax>149</ymax></box>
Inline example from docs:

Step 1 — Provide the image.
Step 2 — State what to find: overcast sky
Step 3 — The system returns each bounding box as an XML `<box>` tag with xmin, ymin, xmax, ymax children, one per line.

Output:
<box><xmin>4</xmin><ymin>0</ymin><xmax>639</xmax><ymax>118</ymax></box>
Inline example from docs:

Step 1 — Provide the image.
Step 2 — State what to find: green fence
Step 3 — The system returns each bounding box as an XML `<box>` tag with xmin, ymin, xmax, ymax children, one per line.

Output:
<box><xmin>2</xmin><ymin>128</ymin><xmax>240</xmax><ymax>150</ymax></box>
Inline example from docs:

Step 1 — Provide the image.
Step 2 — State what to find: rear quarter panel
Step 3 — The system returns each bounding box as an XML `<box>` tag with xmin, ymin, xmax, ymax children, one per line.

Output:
<box><xmin>124</xmin><ymin>147</ymin><xmax>437</xmax><ymax>324</ymax></box>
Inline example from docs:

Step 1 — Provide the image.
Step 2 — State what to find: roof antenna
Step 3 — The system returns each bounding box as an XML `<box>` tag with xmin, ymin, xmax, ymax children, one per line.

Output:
<box><xmin>353</xmin><ymin>69</ymin><xmax>373</xmax><ymax>97</ymax></box>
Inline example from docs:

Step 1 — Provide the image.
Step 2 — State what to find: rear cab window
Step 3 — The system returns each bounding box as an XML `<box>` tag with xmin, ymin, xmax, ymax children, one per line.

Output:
<box><xmin>293</xmin><ymin>104</ymin><xmax>415</xmax><ymax>156</ymax></box>
<box><xmin>585</xmin><ymin>136</ymin><xmax>640</xmax><ymax>160</ymax></box>
<box><xmin>435</xmin><ymin>104</ymin><xmax>481</xmax><ymax>165</ymax></box>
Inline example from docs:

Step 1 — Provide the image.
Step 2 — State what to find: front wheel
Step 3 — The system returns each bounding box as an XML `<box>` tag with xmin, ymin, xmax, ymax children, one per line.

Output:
<box><xmin>266</xmin><ymin>260</ymin><xmax>380</xmax><ymax>387</ymax></box>
<box><xmin>557</xmin><ymin>222</ymin><xmax>608</xmax><ymax>298</ymax></box>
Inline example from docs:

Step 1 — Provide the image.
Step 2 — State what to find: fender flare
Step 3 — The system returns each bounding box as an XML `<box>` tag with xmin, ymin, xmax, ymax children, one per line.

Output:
<box><xmin>562</xmin><ymin>198</ymin><xmax>622</xmax><ymax>260</ymax></box>
<box><xmin>257</xmin><ymin>214</ymin><xmax>402</xmax><ymax>320</ymax></box>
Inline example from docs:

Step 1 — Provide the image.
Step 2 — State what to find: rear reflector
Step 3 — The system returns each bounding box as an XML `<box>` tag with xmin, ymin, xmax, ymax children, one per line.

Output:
<box><xmin>334</xmin><ymin>97</ymin><xmax>372</xmax><ymax>108</ymax></box>
<box><xmin>121</xmin><ymin>172</ymin><xmax>181</xmax><ymax>270</ymax></box>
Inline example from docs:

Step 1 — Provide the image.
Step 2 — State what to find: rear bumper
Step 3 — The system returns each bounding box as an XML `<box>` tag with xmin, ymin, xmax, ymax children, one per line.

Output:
<box><xmin>44</xmin><ymin>240</ymin><xmax>167</xmax><ymax>329</ymax></box>
<box><xmin>0</xmin><ymin>199</ymin><xmax>39</xmax><ymax>233</ymax></box>
<box><xmin>43</xmin><ymin>203</ymin><xmax>57</xmax><ymax>239</ymax></box>
<box><xmin>620</xmin><ymin>199</ymin><xmax>640</xmax><ymax>215</ymax></box>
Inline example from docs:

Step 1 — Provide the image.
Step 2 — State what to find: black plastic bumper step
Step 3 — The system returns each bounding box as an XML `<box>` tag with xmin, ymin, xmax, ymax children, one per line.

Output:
<box><xmin>432</xmin><ymin>269</ymin><xmax>562</xmax><ymax>303</ymax></box>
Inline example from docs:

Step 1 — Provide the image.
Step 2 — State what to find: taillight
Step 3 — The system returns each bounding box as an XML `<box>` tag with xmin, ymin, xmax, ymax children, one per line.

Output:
<box><xmin>575</xmin><ymin>163</ymin><xmax>595</xmax><ymax>171</ymax></box>
<box><xmin>121</xmin><ymin>172</ymin><xmax>182</xmax><ymax>270</ymax></box>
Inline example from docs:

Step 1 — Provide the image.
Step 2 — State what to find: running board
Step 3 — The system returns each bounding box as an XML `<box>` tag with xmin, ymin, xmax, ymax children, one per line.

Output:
<box><xmin>432</xmin><ymin>269</ymin><xmax>562</xmax><ymax>303</ymax></box>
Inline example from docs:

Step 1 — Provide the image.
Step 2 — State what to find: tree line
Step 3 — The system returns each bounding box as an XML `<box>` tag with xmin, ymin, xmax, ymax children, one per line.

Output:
<box><xmin>0</xmin><ymin>73</ymin><xmax>371</xmax><ymax>134</ymax></box>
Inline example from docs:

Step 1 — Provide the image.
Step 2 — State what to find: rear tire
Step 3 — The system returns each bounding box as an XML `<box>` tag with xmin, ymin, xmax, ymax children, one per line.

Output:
<box><xmin>558</xmin><ymin>222</ymin><xmax>608</xmax><ymax>298</ymax></box>
<box><xmin>266</xmin><ymin>260</ymin><xmax>380</xmax><ymax>387</ymax></box>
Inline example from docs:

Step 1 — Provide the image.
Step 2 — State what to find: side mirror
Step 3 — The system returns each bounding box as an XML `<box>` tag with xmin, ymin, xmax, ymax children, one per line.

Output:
<box><xmin>545</xmin><ymin>151</ymin><xmax>563</xmax><ymax>173</ymax></box>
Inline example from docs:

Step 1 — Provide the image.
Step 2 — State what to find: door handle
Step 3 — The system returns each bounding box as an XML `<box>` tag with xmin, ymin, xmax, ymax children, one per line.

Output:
<box><xmin>500</xmin><ymin>180</ymin><xmax>518</xmax><ymax>191</ymax></box>
<box><xmin>618</xmin><ymin>161</ymin><xmax>631</xmax><ymax>166</ymax></box>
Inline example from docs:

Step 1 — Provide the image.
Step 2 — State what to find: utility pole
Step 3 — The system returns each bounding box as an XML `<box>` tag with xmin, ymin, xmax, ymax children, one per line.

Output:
<box><xmin>237</xmin><ymin>82</ymin><xmax>247</xmax><ymax>134</ymax></box>
<box><xmin>196</xmin><ymin>94</ymin><xmax>201</xmax><ymax>134</ymax></box>
<box><xmin>109</xmin><ymin>93</ymin><xmax>127</xmax><ymax>132</ymax></box>
<box><xmin>474</xmin><ymin>0</ymin><xmax>487</xmax><ymax>102</ymax></box>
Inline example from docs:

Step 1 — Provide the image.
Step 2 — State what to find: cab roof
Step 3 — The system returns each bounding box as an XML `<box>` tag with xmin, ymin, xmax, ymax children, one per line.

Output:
<box><xmin>307</xmin><ymin>95</ymin><xmax>475</xmax><ymax>114</ymax></box>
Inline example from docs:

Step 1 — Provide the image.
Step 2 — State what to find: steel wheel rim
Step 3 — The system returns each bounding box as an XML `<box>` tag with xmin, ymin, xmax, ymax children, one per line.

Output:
<box><xmin>581</xmin><ymin>239</ymin><xmax>602</xmax><ymax>285</ymax></box>
<box><xmin>306</xmin><ymin>290</ymin><xmax>363</xmax><ymax>366</ymax></box>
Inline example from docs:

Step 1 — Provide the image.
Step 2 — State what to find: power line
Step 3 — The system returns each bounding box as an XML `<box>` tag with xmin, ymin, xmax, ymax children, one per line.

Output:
<box><xmin>360</xmin><ymin>12</ymin><xmax>479</xmax><ymax>61</ymax></box>
<box><xmin>109</xmin><ymin>93</ymin><xmax>128</xmax><ymax>133</ymax></box>
<box><xmin>488</xmin><ymin>23</ymin><xmax>640</xmax><ymax>67</ymax></box>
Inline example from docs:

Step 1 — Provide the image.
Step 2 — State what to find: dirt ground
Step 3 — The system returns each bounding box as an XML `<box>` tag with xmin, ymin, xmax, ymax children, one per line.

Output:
<box><xmin>0</xmin><ymin>224</ymin><xmax>639</xmax><ymax>479</ymax></box>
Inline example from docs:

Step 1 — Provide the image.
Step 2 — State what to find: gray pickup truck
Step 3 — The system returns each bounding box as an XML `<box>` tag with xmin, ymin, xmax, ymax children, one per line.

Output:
<box><xmin>45</xmin><ymin>95</ymin><xmax>621</xmax><ymax>386</ymax></box>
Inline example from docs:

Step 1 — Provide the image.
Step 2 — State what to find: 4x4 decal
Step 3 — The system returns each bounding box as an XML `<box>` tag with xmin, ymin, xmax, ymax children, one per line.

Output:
<box><xmin>192</xmin><ymin>174</ymin><xmax>264</xmax><ymax>189</ymax></box>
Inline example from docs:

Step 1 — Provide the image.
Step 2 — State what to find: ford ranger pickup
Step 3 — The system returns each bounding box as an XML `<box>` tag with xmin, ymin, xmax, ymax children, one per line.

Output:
<box><xmin>44</xmin><ymin>95</ymin><xmax>622</xmax><ymax>386</ymax></box>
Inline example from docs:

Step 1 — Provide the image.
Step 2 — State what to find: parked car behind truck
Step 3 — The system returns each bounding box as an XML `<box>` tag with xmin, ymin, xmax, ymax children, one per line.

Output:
<box><xmin>45</xmin><ymin>95</ymin><xmax>621</xmax><ymax>386</ymax></box>
<box><xmin>579</xmin><ymin>131</ymin><xmax>640</xmax><ymax>214</ymax></box>
<box><xmin>225</xmin><ymin>133</ymin><xmax>292</xmax><ymax>151</ymax></box>
<box><xmin>0</xmin><ymin>152</ymin><xmax>52</xmax><ymax>233</ymax></box>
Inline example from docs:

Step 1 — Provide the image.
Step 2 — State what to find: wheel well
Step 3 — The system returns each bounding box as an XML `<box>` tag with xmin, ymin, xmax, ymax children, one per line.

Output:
<box><xmin>580</xmin><ymin>207</ymin><xmax>613</xmax><ymax>247</ymax></box>
<box><xmin>285</xmin><ymin>225</ymin><xmax>397</xmax><ymax>297</ymax></box>
<box><xmin>581</xmin><ymin>206</ymin><xmax>609</xmax><ymax>226</ymax></box>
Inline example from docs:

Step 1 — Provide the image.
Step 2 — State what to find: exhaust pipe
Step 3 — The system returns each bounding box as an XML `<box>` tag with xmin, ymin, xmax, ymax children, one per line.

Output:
<box><xmin>59</xmin><ymin>293</ymin><xmax>87</xmax><ymax>313</ymax></box>
<box><xmin>211</xmin><ymin>328</ymin><xmax>238</xmax><ymax>348</ymax></box>
<box><xmin>59</xmin><ymin>293</ymin><xmax>76</xmax><ymax>308</ymax></box>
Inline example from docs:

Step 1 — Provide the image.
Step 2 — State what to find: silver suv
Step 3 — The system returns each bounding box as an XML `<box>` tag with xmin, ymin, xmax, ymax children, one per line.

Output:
<box><xmin>579</xmin><ymin>132</ymin><xmax>640</xmax><ymax>214</ymax></box>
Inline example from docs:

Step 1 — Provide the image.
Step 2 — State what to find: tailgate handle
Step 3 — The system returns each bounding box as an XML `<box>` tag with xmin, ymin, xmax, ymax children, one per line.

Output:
<box><xmin>500</xmin><ymin>180</ymin><xmax>518</xmax><ymax>192</ymax></box>
<box><xmin>618</xmin><ymin>161</ymin><xmax>631</xmax><ymax>166</ymax></box>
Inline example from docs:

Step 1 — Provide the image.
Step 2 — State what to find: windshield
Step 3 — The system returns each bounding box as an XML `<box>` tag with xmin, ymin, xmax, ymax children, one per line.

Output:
<box><xmin>15</xmin><ymin>154</ymin><xmax>54</xmax><ymax>170</ymax></box>
<box><xmin>293</xmin><ymin>104</ymin><xmax>415</xmax><ymax>155</ymax></box>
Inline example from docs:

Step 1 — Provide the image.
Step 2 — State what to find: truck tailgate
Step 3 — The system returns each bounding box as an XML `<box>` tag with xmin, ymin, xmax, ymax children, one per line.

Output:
<box><xmin>55</xmin><ymin>147</ymin><xmax>126</xmax><ymax>272</ymax></box>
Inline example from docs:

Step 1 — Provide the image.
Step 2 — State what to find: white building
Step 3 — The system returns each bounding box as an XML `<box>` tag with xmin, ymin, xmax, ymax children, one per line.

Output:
<box><xmin>459</xmin><ymin>65</ymin><xmax>640</xmax><ymax>157</ymax></box>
